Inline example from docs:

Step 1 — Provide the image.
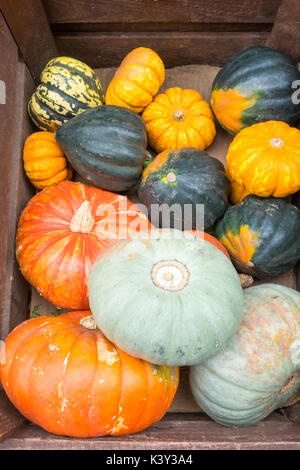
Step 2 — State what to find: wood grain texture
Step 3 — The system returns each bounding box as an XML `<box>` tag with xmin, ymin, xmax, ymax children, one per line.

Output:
<box><xmin>266</xmin><ymin>0</ymin><xmax>300</xmax><ymax>61</ymax></box>
<box><xmin>1</xmin><ymin>410</ymin><xmax>300</xmax><ymax>450</ymax></box>
<box><xmin>53</xmin><ymin>31</ymin><xmax>269</xmax><ymax>68</ymax></box>
<box><xmin>43</xmin><ymin>0</ymin><xmax>281</xmax><ymax>25</ymax></box>
<box><xmin>0</xmin><ymin>0</ymin><xmax>58</xmax><ymax>82</ymax></box>
<box><xmin>0</xmin><ymin>390</ymin><xmax>25</xmax><ymax>444</ymax></box>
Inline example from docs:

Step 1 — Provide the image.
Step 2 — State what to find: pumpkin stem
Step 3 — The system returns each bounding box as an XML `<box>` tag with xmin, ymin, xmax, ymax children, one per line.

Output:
<box><xmin>270</xmin><ymin>138</ymin><xmax>284</xmax><ymax>148</ymax></box>
<box><xmin>151</xmin><ymin>260</ymin><xmax>190</xmax><ymax>291</ymax></box>
<box><xmin>238</xmin><ymin>274</ymin><xmax>253</xmax><ymax>288</ymax></box>
<box><xmin>166</xmin><ymin>172</ymin><xmax>177</xmax><ymax>183</ymax></box>
<box><xmin>70</xmin><ymin>201</ymin><xmax>95</xmax><ymax>234</ymax></box>
<box><xmin>80</xmin><ymin>315</ymin><xmax>97</xmax><ymax>330</ymax></box>
<box><xmin>173</xmin><ymin>110</ymin><xmax>185</xmax><ymax>121</ymax></box>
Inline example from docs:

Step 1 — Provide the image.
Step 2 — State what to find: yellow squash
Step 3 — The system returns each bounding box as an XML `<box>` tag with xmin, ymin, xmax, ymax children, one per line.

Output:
<box><xmin>226</xmin><ymin>121</ymin><xmax>300</xmax><ymax>198</ymax></box>
<box><xmin>105</xmin><ymin>47</ymin><xmax>165</xmax><ymax>113</ymax></box>
<box><xmin>23</xmin><ymin>132</ymin><xmax>72</xmax><ymax>189</ymax></box>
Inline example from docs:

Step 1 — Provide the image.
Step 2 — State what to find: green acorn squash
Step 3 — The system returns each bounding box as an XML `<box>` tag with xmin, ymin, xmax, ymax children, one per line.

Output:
<box><xmin>88</xmin><ymin>229</ymin><xmax>243</xmax><ymax>367</ymax></box>
<box><xmin>138</xmin><ymin>148</ymin><xmax>229</xmax><ymax>230</ymax></box>
<box><xmin>28</xmin><ymin>56</ymin><xmax>104</xmax><ymax>131</ymax></box>
<box><xmin>55</xmin><ymin>105</ymin><xmax>147</xmax><ymax>192</ymax></box>
<box><xmin>211</xmin><ymin>46</ymin><xmax>300</xmax><ymax>135</ymax></box>
<box><xmin>216</xmin><ymin>195</ymin><xmax>300</xmax><ymax>278</ymax></box>
<box><xmin>190</xmin><ymin>283</ymin><xmax>300</xmax><ymax>427</ymax></box>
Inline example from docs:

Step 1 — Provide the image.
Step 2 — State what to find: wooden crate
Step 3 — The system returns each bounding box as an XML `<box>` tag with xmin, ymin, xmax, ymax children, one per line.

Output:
<box><xmin>0</xmin><ymin>0</ymin><xmax>300</xmax><ymax>450</ymax></box>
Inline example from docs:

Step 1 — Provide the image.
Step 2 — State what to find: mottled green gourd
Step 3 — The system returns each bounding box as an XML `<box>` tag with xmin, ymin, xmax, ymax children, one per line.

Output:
<box><xmin>55</xmin><ymin>105</ymin><xmax>147</xmax><ymax>192</ymax></box>
<box><xmin>28</xmin><ymin>56</ymin><xmax>104</xmax><ymax>131</ymax></box>
<box><xmin>88</xmin><ymin>229</ymin><xmax>243</xmax><ymax>366</ymax></box>
<box><xmin>138</xmin><ymin>148</ymin><xmax>229</xmax><ymax>230</ymax></box>
<box><xmin>216</xmin><ymin>195</ymin><xmax>300</xmax><ymax>278</ymax></box>
<box><xmin>190</xmin><ymin>284</ymin><xmax>300</xmax><ymax>427</ymax></box>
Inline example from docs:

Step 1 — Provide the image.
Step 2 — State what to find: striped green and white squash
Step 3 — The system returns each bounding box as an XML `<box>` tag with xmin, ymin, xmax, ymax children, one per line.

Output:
<box><xmin>28</xmin><ymin>57</ymin><xmax>105</xmax><ymax>131</ymax></box>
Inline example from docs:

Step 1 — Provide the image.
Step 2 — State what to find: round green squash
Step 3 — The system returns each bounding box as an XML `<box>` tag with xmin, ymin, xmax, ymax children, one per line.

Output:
<box><xmin>88</xmin><ymin>229</ymin><xmax>243</xmax><ymax>366</ymax></box>
<box><xmin>55</xmin><ymin>105</ymin><xmax>147</xmax><ymax>192</ymax></box>
<box><xmin>28</xmin><ymin>56</ymin><xmax>105</xmax><ymax>131</ymax></box>
<box><xmin>211</xmin><ymin>46</ymin><xmax>300</xmax><ymax>135</ymax></box>
<box><xmin>216</xmin><ymin>195</ymin><xmax>300</xmax><ymax>278</ymax></box>
<box><xmin>138</xmin><ymin>148</ymin><xmax>229</xmax><ymax>230</ymax></box>
<box><xmin>190</xmin><ymin>283</ymin><xmax>300</xmax><ymax>427</ymax></box>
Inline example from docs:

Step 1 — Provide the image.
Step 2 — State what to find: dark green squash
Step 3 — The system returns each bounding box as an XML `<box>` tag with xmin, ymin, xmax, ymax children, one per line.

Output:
<box><xmin>211</xmin><ymin>46</ymin><xmax>300</xmax><ymax>135</ymax></box>
<box><xmin>138</xmin><ymin>148</ymin><xmax>229</xmax><ymax>230</ymax></box>
<box><xmin>55</xmin><ymin>105</ymin><xmax>147</xmax><ymax>192</ymax></box>
<box><xmin>28</xmin><ymin>56</ymin><xmax>105</xmax><ymax>131</ymax></box>
<box><xmin>216</xmin><ymin>195</ymin><xmax>300</xmax><ymax>277</ymax></box>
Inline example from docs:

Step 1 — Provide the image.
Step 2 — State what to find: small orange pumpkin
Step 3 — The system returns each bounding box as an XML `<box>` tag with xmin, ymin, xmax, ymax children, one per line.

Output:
<box><xmin>226</xmin><ymin>121</ymin><xmax>300</xmax><ymax>198</ymax></box>
<box><xmin>105</xmin><ymin>47</ymin><xmax>165</xmax><ymax>113</ymax></box>
<box><xmin>0</xmin><ymin>310</ymin><xmax>179</xmax><ymax>437</ymax></box>
<box><xmin>142</xmin><ymin>87</ymin><xmax>216</xmax><ymax>153</ymax></box>
<box><xmin>23</xmin><ymin>132</ymin><xmax>72</xmax><ymax>189</ymax></box>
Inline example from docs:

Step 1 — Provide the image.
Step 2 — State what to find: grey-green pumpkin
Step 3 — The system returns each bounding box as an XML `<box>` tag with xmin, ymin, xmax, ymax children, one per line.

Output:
<box><xmin>88</xmin><ymin>229</ymin><xmax>243</xmax><ymax>367</ymax></box>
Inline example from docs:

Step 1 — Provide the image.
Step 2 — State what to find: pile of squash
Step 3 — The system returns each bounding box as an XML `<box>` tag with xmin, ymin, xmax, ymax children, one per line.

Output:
<box><xmin>1</xmin><ymin>45</ymin><xmax>300</xmax><ymax>437</ymax></box>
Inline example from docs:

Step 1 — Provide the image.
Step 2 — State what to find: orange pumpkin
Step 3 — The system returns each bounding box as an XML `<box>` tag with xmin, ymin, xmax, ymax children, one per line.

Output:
<box><xmin>105</xmin><ymin>47</ymin><xmax>165</xmax><ymax>113</ymax></box>
<box><xmin>16</xmin><ymin>181</ymin><xmax>151</xmax><ymax>309</ymax></box>
<box><xmin>190</xmin><ymin>231</ymin><xmax>230</xmax><ymax>258</ymax></box>
<box><xmin>0</xmin><ymin>310</ymin><xmax>179</xmax><ymax>437</ymax></box>
<box><xmin>226</xmin><ymin>121</ymin><xmax>300</xmax><ymax>198</ymax></box>
<box><xmin>23</xmin><ymin>132</ymin><xmax>72</xmax><ymax>189</ymax></box>
<box><xmin>142</xmin><ymin>87</ymin><xmax>216</xmax><ymax>153</ymax></box>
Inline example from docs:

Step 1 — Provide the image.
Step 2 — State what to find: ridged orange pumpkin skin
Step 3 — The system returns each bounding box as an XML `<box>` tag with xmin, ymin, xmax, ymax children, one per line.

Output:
<box><xmin>0</xmin><ymin>311</ymin><xmax>179</xmax><ymax>438</ymax></box>
<box><xmin>23</xmin><ymin>132</ymin><xmax>72</xmax><ymax>189</ymax></box>
<box><xmin>16</xmin><ymin>181</ymin><xmax>151</xmax><ymax>309</ymax></box>
<box><xmin>142</xmin><ymin>87</ymin><xmax>216</xmax><ymax>153</ymax></box>
<box><xmin>105</xmin><ymin>47</ymin><xmax>165</xmax><ymax>113</ymax></box>
<box><xmin>226</xmin><ymin>121</ymin><xmax>300</xmax><ymax>198</ymax></box>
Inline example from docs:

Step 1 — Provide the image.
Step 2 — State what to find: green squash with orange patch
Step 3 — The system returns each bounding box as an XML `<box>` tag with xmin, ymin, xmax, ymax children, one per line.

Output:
<box><xmin>216</xmin><ymin>195</ymin><xmax>300</xmax><ymax>278</ymax></box>
<box><xmin>211</xmin><ymin>46</ymin><xmax>300</xmax><ymax>135</ymax></box>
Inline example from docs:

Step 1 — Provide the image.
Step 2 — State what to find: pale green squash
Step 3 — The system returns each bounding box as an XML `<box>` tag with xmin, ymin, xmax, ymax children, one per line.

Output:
<box><xmin>88</xmin><ymin>229</ymin><xmax>243</xmax><ymax>366</ymax></box>
<box><xmin>190</xmin><ymin>284</ymin><xmax>300</xmax><ymax>426</ymax></box>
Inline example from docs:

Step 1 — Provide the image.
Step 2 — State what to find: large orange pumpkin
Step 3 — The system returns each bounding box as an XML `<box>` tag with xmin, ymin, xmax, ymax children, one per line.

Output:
<box><xmin>226</xmin><ymin>121</ymin><xmax>300</xmax><ymax>198</ymax></box>
<box><xmin>105</xmin><ymin>47</ymin><xmax>165</xmax><ymax>113</ymax></box>
<box><xmin>16</xmin><ymin>181</ymin><xmax>151</xmax><ymax>309</ymax></box>
<box><xmin>142</xmin><ymin>87</ymin><xmax>216</xmax><ymax>153</ymax></box>
<box><xmin>0</xmin><ymin>311</ymin><xmax>179</xmax><ymax>437</ymax></box>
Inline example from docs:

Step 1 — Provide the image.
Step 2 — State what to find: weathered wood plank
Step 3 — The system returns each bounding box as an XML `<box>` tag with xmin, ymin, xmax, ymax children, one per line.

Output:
<box><xmin>1</xmin><ymin>411</ymin><xmax>300</xmax><ymax>450</ymax></box>
<box><xmin>54</xmin><ymin>31</ymin><xmax>269</xmax><ymax>68</ymax></box>
<box><xmin>0</xmin><ymin>390</ymin><xmax>25</xmax><ymax>444</ymax></box>
<box><xmin>266</xmin><ymin>0</ymin><xmax>300</xmax><ymax>62</ymax></box>
<box><xmin>43</xmin><ymin>0</ymin><xmax>281</xmax><ymax>25</ymax></box>
<box><xmin>0</xmin><ymin>0</ymin><xmax>58</xmax><ymax>82</ymax></box>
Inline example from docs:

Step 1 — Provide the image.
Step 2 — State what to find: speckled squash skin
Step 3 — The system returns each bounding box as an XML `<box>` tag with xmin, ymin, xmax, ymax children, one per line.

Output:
<box><xmin>142</xmin><ymin>87</ymin><xmax>216</xmax><ymax>153</ymax></box>
<box><xmin>138</xmin><ymin>148</ymin><xmax>229</xmax><ymax>230</ymax></box>
<box><xmin>0</xmin><ymin>310</ymin><xmax>179</xmax><ymax>437</ymax></box>
<box><xmin>226</xmin><ymin>121</ymin><xmax>300</xmax><ymax>198</ymax></box>
<box><xmin>23</xmin><ymin>132</ymin><xmax>72</xmax><ymax>189</ymax></box>
<box><xmin>89</xmin><ymin>229</ymin><xmax>243</xmax><ymax>366</ymax></box>
<box><xmin>190</xmin><ymin>284</ymin><xmax>300</xmax><ymax>427</ymax></box>
<box><xmin>16</xmin><ymin>181</ymin><xmax>151</xmax><ymax>309</ymax></box>
<box><xmin>28</xmin><ymin>56</ymin><xmax>104</xmax><ymax>131</ymax></box>
<box><xmin>55</xmin><ymin>105</ymin><xmax>148</xmax><ymax>192</ymax></box>
<box><xmin>105</xmin><ymin>47</ymin><xmax>165</xmax><ymax>113</ymax></box>
<box><xmin>216</xmin><ymin>195</ymin><xmax>300</xmax><ymax>278</ymax></box>
<box><xmin>211</xmin><ymin>46</ymin><xmax>300</xmax><ymax>135</ymax></box>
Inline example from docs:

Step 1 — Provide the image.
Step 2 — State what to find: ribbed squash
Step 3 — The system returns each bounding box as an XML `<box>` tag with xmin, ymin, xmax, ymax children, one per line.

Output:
<box><xmin>211</xmin><ymin>46</ymin><xmax>300</xmax><ymax>134</ymax></box>
<box><xmin>55</xmin><ymin>105</ymin><xmax>148</xmax><ymax>192</ymax></box>
<box><xmin>89</xmin><ymin>229</ymin><xmax>243</xmax><ymax>366</ymax></box>
<box><xmin>105</xmin><ymin>47</ymin><xmax>165</xmax><ymax>113</ymax></box>
<box><xmin>226</xmin><ymin>121</ymin><xmax>300</xmax><ymax>198</ymax></box>
<box><xmin>23</xmin><ymin>132</ymin><xmax>72</xmax><ymax>189</ymax></box>
<box><xmin>28</xmin><ymin>56</ymin><xmax>104</xmax><ymax>131</ymax></box>
<box><xmin>138</xmin><ymin>148</ymin><xmax>229</xmax><ymax>230</ymax></box>
<box><xmin>228</xmin><ymin>178</ymin><xmax>251</xmax><ymax>204</ymax></box>
<box><xmin>216</xmin><ymin>195</ymin><xmax>300</xmax><ymax>277</ymax></box>
<box><xmin>16</xmin><ymin>181</ymin><xmax>151</xmax><ymax>309</ymax></box>
<box><xmin>0</xmin><ymin>310</ymin><xmax>179</xmax><ymax>437</ymax></box>
<box><xmin>190</xmin><ymin>284</ymin><xmax>300</xmax><ymax>427</ymax></box>
<box><xmin>142</xmin><ymin>87</ymin><xmax>216</xmax><ymax>153</ymax></box>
